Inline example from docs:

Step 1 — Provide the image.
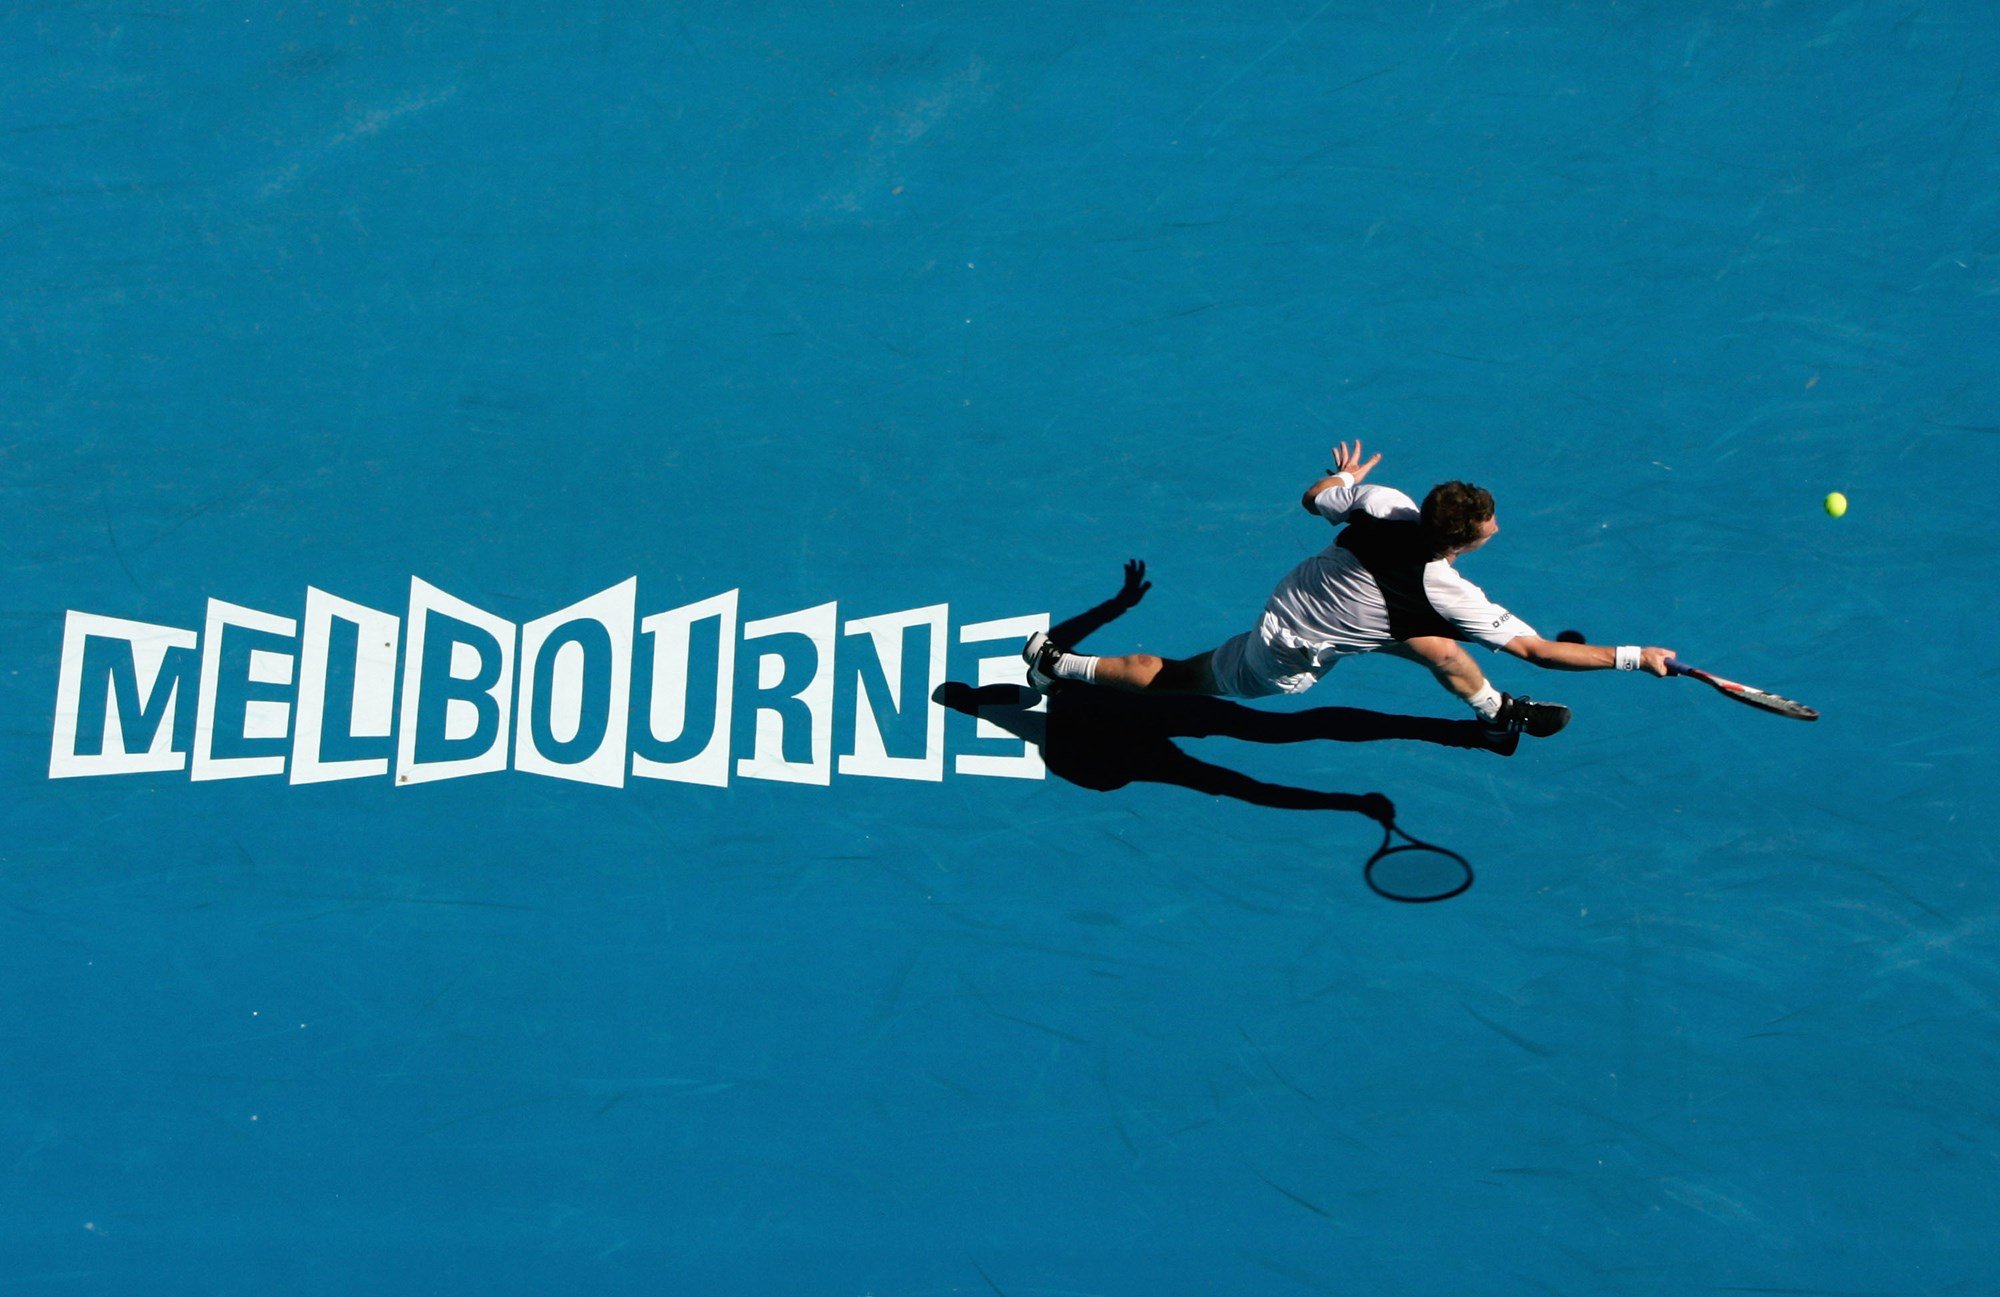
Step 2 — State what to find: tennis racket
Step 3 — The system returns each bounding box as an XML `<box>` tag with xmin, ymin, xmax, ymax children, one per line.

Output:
<box><xmin>1666</xmin><ymin>657</ymin><xmax>1820</xmax><ymax>721</ymax></box>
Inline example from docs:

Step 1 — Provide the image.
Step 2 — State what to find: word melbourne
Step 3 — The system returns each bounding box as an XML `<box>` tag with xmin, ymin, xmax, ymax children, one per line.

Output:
<box><xmin>50</xmin><ymin>579</ymin><xmax>1050</xmax><ymax>786</ymax></box>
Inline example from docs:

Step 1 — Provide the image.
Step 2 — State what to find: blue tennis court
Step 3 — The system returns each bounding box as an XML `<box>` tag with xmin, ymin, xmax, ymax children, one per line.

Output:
<box><xmin>4</xmin><ymin>3</ymin><xmax>1997</xmax><ymax>1292</ymax></box>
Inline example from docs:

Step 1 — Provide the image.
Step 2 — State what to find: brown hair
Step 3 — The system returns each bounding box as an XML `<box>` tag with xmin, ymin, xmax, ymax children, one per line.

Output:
<box><xmin>1420</xmin><ymin>481</ymin><xmax>1495</xmax><ymax>557</ymax></box>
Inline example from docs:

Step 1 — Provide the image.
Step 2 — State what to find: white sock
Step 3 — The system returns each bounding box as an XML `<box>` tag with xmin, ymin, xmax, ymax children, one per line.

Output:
<box><xmin>1052</xmin><ymin>652</ymin><xmax>1098</xmax><ymax>683</ymax></box>
<box><xmin>1468</xmin><ymin>683</ymin><xmax>1503</xmax><ymax>721</ymax></box>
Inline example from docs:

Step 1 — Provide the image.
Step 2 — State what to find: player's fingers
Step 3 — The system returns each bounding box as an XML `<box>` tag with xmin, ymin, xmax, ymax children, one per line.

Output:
<box><xmin>1364</xmin><ymin>453</ymin><xmax>1382</xmax><ymax>469</ymax></box>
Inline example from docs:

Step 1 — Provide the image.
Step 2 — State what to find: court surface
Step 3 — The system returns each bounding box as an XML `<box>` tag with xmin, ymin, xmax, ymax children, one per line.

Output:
<box><xmin>4</xmin><ymin>3</ymin><xmax>1998</xmax><ymax>1293</ymax></box>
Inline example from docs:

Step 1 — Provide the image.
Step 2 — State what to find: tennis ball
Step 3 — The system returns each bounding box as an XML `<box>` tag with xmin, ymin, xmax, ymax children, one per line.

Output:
<box><xmin>1824</xmin><ymin>491</ymin><xmax>1848</xmax><ymax>518</ymax></box>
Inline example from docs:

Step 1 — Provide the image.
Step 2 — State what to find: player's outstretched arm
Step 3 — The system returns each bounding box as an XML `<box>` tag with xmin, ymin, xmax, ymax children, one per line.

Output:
<box><xmin>1300</xmin><ymin>440</ymin><xmax>1384</xmax><ymax>512</ymax></box>
<box><xmin>1500</xmin><ymin>636</ymin><xmax>1676</xmax><ymax>676</ymax></box>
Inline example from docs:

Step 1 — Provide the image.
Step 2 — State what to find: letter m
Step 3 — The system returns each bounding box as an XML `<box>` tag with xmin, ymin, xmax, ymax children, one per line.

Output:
<box><xmin>49</xmin><ymin>611</ymin><xmax>199</xmax><ymax>778</ymax></box>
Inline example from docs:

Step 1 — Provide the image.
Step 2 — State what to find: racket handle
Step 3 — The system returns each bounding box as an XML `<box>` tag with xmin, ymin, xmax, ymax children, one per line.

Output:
<box><xmin>1664</xmin><ymin>656</ymin><xmax>1693</xmax><ymax>677</ymax></box>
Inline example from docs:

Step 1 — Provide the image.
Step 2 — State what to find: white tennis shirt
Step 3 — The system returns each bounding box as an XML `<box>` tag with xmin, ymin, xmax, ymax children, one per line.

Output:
<box><xmin>1256</xmin><ymin>481</ymin><xmax>1538</xmax><ymax>659</ymax></box>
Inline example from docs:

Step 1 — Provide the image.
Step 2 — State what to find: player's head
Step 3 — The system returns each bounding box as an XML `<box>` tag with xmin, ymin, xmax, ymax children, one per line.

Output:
<box><xmin>1421</xmin><ymin>481</ymin><xmax>1498</xmax><ymax>558</ymax></box>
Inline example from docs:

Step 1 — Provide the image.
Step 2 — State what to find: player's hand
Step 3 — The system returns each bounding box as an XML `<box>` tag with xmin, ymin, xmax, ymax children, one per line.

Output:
<box><xmin>1640</xmin><ymin>647</ymin><xmax>1676</xmax><ymax>677</ymax></box>
<box><xmin>1332</xmin><ymin>440</ymin><xmax>1382</xmax><ymax>483</ymax></box>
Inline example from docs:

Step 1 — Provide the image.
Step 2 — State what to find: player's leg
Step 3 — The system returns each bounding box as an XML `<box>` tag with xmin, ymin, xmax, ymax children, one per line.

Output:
<box><xmin>1093</xmin><ymin>650</ymin><xmax>1215</xmax><ymax>692</ymax></box>
<box><xmin>1385</xmin><ymin>637</ymin><xmax>1488</xmax><ymax>707</ymax></box>
<box><xmin>1389</xmin><ymin>636</ymin><xmax>1572</xmax><ymax>738</ymax></box>
<box><xmin>1026</xmin><ymin>632</ymin><xmax>1217</xmax><ymax>694</ymax></box>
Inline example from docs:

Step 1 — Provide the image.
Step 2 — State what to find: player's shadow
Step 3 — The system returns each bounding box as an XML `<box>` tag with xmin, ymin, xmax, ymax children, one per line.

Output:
<box><xmin>936</xmin><ymin>562</ymin><xmax>1505</xmax><ymax>828</ymax></box>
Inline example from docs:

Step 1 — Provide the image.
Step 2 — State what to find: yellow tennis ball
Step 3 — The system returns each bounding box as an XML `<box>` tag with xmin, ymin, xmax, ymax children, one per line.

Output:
<box><xmin>1824</xmin><ymin>491</ymin><xmax>1848</xmax><ymax>518</ymax></box>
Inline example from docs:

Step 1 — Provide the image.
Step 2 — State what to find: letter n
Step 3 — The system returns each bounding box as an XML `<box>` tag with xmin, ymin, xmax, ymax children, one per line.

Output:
<box><xmin>838</xmin><ymin>604</ymin><xmax>947</xmax><ymax>781</ymax></box>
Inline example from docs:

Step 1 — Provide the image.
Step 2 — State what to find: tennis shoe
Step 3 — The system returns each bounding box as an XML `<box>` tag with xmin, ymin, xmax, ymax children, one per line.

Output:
<box><xmin>1023</xmin><ymin>631</ymin><xmax>1066</xmax><ymax>695</ymax></box>
<box><xmin>1487</xmin><ymin>692</ymin><xmax>1570</xmax><ymax>739</ymax></box>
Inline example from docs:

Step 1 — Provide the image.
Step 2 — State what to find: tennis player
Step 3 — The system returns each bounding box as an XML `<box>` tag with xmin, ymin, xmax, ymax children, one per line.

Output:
<box><xmin>1024</xmin><ymin>441</ymin><xmax>1676</xmax><ymax>742</ymax></box>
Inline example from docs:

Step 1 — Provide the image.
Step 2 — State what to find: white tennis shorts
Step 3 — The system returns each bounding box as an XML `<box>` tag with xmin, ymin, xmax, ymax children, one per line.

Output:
<box><xmin>1204</xmin><ymin>612</ymin><xmax>1341</xmax><ymax>699</ymax></box>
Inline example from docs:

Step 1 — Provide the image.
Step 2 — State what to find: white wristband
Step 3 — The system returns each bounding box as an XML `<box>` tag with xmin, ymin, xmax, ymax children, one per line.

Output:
<box><xmin>1333</xmin><ymin>471</ymin><xmax>1355</xmax><ymax>488</ymax></box>
<box><xmin>1615</xmin><ymin>645</ymin><xmax>1642</xmax><ymax>671</ymax></box>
